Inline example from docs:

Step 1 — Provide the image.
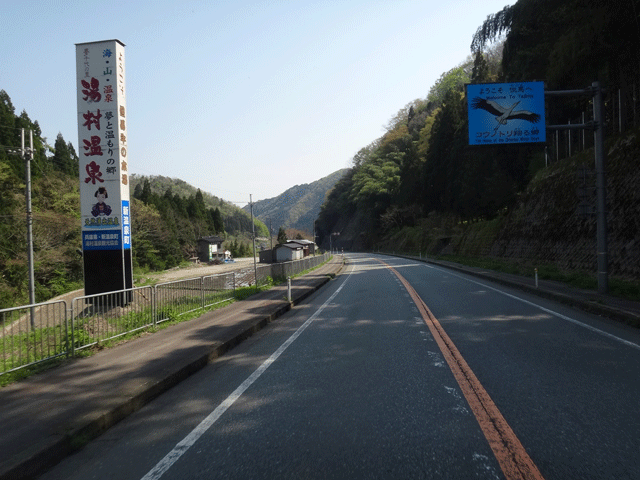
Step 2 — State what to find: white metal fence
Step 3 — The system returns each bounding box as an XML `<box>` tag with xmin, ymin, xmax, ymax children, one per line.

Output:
<box><xmin>71</xmin><ymin>285</ymin><xmax>156</xmax><ymax>355</ymax></box>
<box><xmin>1</xmin><ymin>300</ymin><xmax>69</xmax><ymax>375</ymax></box>
<box><xmin>1</xmin><ymin>253</ymin><xmax>330</xmax><ymax>376</ymax></box>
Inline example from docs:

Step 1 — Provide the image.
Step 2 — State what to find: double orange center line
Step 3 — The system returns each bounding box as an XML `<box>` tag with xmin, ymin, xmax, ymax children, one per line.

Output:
<box><xmin>381</xmin><ymin>261</ymin><xmax>545</xmax><ymax>480</ymax></box>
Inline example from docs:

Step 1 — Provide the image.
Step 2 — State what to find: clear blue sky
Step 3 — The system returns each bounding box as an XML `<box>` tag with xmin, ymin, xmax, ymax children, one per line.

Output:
<box><xmin>2</xmin><ymin>0</ymin><xmax>510</xmax><ymax>205</ymax></box>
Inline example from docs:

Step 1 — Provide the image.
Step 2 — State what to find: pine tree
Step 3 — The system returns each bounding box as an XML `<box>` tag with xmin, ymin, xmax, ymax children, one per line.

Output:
<box><xmin>277</xmin><ymin>227</ymin><xmax>287</xmax><ymax>244</ymax></box>
<box><xmin>52</xmin><ymin>133</ymin><xmax>77</xmax><ymax>176</ymax></box>
<box><xmin>140</xmin><ymin>179</ymin><xmax>152</xmax><ymax>204</ymax></box>
<box><xmin>213</xmin><ymin>208</ymin><xmax>224</xmax><ymax>234</ymax></box>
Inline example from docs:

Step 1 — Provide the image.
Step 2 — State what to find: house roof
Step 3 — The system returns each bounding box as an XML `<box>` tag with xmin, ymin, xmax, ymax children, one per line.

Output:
<box><xmin>275</xmin><ymin>243</ymin><xmax>303</xmax><ymax>250</ymax></box>
<box><xmin>286</xmin><ymin>239</ymin><xmax>314</xmax><ymax>245</ymax></box>
<box><xmin>198</xmin><ymin>236</ymin><xmax>224</xmax><ymax>243</ymax></box>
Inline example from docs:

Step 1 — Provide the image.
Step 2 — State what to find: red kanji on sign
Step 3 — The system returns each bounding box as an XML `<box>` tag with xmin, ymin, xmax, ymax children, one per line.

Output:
<box><xmin>84</xmin><ymin>161</ymin><xmax>104</xmax><ymax>184</ymax></box>
<box><xmin>81</xmin><ymin>77</ymin><xmax>101</xmax><ymax>103</ymax></box>
<box><xmin>83</xmin><ymin>136</ymin><xmax>103</xmax><ymax>156</ymax></box>
<box><xmin>82</xmin><ymin>109</ymin><xmax>102</xmax><ymax>130</ymax></box>
<box><xmin>103</xmin><ymin>85</ymin><xmax>114</xmax><ymax>103</ymax></box>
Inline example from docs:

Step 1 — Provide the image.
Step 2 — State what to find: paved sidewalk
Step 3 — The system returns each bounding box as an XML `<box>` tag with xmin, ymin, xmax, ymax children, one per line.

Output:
<box><xmin>0</xmin><ymin>256</ymin><xmax>344</xmax><ymax>480</ymax></box>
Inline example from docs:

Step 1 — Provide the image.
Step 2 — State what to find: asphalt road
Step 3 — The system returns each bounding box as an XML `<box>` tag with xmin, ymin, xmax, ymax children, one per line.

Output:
<box><xmin>40</xmin><ymin>253</ymin><xmax>640</xmax><ymax>480</ymax></box>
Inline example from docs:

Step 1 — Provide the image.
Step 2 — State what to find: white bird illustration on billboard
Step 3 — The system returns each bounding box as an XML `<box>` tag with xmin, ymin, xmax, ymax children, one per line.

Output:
<box><xmin>471</xmin><ymin>97</ymin><xmax>541</xmax><ymax>131</ymax></box>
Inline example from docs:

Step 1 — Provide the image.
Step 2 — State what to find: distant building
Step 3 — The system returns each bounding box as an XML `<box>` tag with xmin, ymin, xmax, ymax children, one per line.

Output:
<box><xmin>260</xmin><ymin>240</ymin><xmax>317</xmax><ymax>263</ymax></box>
<box><xmin>286</xmin><ymin>239</ymin><xmax>316</xmax><ymax>257</ymax></box>
<box><xmin>273</xmin><ymin>243</ymin><xmax>304</xmax><ymax>262</ymax></box>
<box><xmin>259</xmin><ymin>249</ymin><xmax>273</xmax><ymax>264</ymax></box>
<box><xmin>197</xmin><ymin>236</ymin><xmax>224</xmax><ymax>263</ymax></box>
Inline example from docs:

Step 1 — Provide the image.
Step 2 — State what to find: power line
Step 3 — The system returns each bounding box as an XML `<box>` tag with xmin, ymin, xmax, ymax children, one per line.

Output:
<box><xmin>0</xmin><ymin>144</ymin><xmax>25</xmax><ymax>150</ymax></box>
<box><xmin>0</xmin><ymin>125</ymin><xmax>29</xmax><ymax>130</ymax></box>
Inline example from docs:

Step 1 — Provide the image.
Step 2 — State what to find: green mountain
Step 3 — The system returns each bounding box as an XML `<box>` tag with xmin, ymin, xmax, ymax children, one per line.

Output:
<box><xmin>245</xmin><ymin>169</ymin><xmax>348</xmax><ymax>236</ymax></box>
<box><xmin>129</xmin><ymin>174</ymin><xmax>266</xmax><ymax>236</ymax></box>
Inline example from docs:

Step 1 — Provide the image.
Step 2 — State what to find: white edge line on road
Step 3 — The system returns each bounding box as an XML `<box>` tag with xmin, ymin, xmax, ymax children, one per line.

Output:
<box><xmin>423</xmin><ymin>263</ymin><xmax>640</xmax><ymax>351</ymax></box>
<box><xmin>140</xmin><ymin>265</ymin><xmax>353</xmax><ymax>480</ymax></box>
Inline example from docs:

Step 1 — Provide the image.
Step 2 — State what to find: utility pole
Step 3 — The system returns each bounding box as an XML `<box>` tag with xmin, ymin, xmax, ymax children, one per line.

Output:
<box><xmin>250</xmin><ymin>194</ymin><xmax>258</xmax><ymax>290</ymax></box>
<box><xmin>8</xmin><ymin>130</ymin><xmax>36</xmax><ymax>327</ymax></box>
<box><xmin>25</xmin><ymin>129</ymin><xmax>35</xmax><ymax>315</ymax></box>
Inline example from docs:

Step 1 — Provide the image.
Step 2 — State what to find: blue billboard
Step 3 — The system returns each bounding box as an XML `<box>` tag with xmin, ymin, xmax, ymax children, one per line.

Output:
<box><xmin>467</xmin><ymin>81</ymin><xmax>545</xmax><ymax>145</ymax></box>
<box><xmin>82</xmin><ymin>230</ymin><xmax>123</xmax><ymax>250</ymax></box>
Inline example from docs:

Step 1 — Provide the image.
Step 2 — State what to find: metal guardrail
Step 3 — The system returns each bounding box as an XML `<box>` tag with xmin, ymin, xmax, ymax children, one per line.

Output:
<box><xmin>154</xmin><ymin>272</ymin><xmax>236</xmax><ymax>326</ymax></box>
<box><xmin>268</xmin><ymin>254</ymin><xmax>329</xmax><ymax>283</ymax></box>
<box><xmin>71</xmin><ymin>286</ymin><xmax>154</xmax><ymax>354</ymax></box>
<box><xmin>1</xmin><ymin>300</ymin><xmax>69</xmax><ymax>374</ymax></box>
<box><xmin>0</xmin><ymin>254</ymin><xmax>331</xmax><ymax>376</ymax></box>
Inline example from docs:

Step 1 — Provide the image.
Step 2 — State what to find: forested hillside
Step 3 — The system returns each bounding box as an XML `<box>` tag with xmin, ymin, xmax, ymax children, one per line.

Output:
<box><xmin>316</xmin><ymin>0</ymin><xmax>640</xmax><ymax>280</ymax></box>
<box><xmin>130</xmin><ymin>174</ymin><xmax>264</xmax><ymax>233</ymax></box>
<box><xmin>246</xmin><ymin>169</ymin><xmax>348</xmax><ymax>236</ymax></box>
<box><xmin>0</xmin><ymin>96</ymin><xmax>267</xmax><ymax>308</ymax></box>
<box><xmin>2</xmin><ymin>0</ymin><xmax>640</xmax><ymax>307</ymax></box>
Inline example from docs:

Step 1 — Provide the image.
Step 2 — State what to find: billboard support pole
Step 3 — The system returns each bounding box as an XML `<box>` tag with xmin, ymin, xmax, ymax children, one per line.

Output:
<box><xmin>593</xmin><ymin>81</ymin><xmax>608</xmax><ymax>294</ymax></box>
<box><xmin>545</xmin><ymin>83</ymin><xmax>608</xmax><ymax>294</ymax></box>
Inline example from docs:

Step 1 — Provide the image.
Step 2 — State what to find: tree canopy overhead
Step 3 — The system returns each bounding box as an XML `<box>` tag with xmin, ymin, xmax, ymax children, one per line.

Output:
<box><xmin>472</xmin><ymin>0</ymin><xmax>640</xmax><ymax>90</ymax></box>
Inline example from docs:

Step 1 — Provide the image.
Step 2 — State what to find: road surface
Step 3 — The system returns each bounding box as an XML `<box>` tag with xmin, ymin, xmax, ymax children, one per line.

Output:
<box><xmin>40</xmin><ymin>253</ymin><xmax>640</xmax><ymax>479</ymax></box>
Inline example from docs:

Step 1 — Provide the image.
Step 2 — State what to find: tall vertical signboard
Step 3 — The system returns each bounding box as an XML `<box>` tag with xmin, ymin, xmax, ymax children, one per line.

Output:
<box><xmin>76</xmin><ymin>40</ymin><xmax>132</xmax><ymax>298</ymax></box>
